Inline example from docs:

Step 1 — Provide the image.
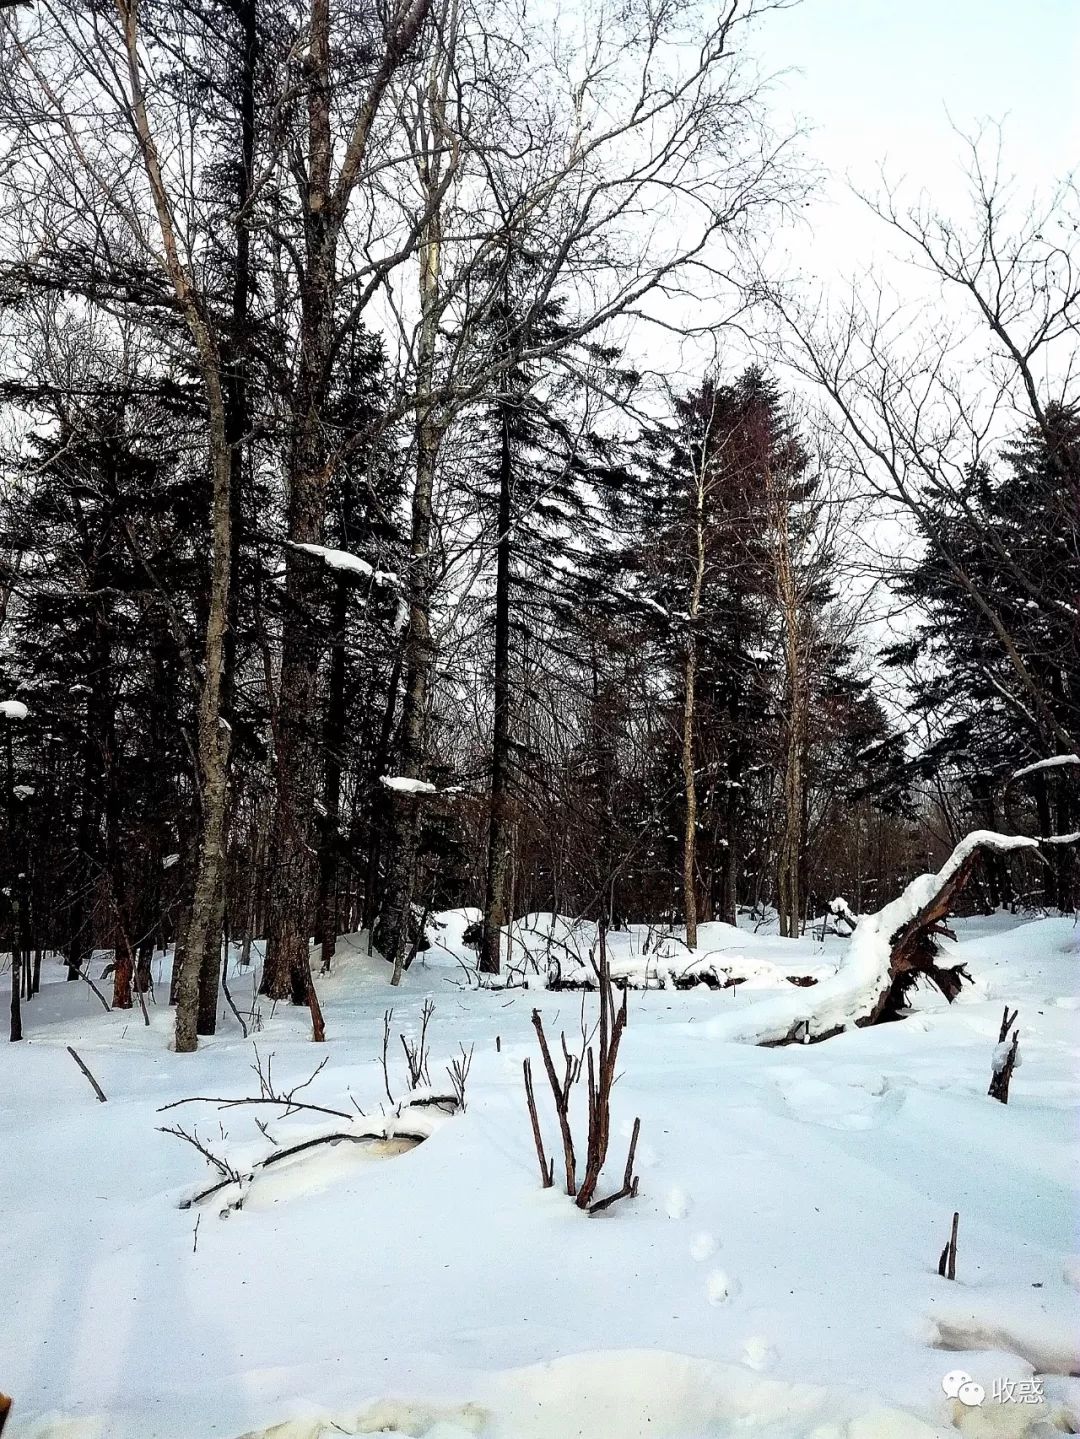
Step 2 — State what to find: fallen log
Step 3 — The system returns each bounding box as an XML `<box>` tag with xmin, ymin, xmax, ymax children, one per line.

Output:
<box><xmin>705</xmin><ymin>831</ymin><xmax>1040</xmax><ymax>1047</ymax></box>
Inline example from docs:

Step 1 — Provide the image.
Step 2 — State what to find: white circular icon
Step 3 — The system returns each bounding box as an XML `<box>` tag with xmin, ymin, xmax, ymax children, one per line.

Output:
<box><xmin>957</xmin><ymin>1382</ymin><xmax>986</xmax><ymax>1408</ymax></box>
<box><xmin>941</xmin><ymin>1370</ymin><xmax>973</xmax><ymax>1399</ymax></box>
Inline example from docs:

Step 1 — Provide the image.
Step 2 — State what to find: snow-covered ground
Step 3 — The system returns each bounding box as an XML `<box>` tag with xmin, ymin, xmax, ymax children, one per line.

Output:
<box><xmin>2</xmin><ymin>910</ymin><xmax>1078</xmax><ymax>1439</ymax></box>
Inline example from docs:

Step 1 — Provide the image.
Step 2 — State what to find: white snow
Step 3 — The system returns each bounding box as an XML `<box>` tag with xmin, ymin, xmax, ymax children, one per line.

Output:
<box><xmin>991</xmin><ymin>1038</ymin><xmax>1020</xmax><ymax>1073</ymax></box>
<box><xmin>162</xmin><ymin>853</ymin><xmax>180</xmax><ymax>869</ymax></box>
<box><xmin>1012</xmin><ymin>755</ymin><xmax>1080</xmax><ymax>781</ymax></box>
<box><xmin>1</xmin><ymin>898</ymin><xmax>1077</xmax><ymax>1439</ymax></box>
<box><xmin>0</xmin><ymin>698</ymin><xmax>29</xmax><ymax>719</ymax></box>
<box><xmin>380</xmin><ymin>775</ymin><xmax>438</xmax><ymax>795</ymax></box>
<box><xmin>287</xmin><ymin>541</ymin><xmax>399</xmax><ymax>587</ymax></box>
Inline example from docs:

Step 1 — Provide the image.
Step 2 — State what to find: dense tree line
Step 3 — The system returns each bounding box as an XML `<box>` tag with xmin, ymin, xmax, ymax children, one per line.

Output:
<box><xmin>0</xmin><ymin>2</ymin><xmax>1074</xmax><ymax>1047</ymax></box>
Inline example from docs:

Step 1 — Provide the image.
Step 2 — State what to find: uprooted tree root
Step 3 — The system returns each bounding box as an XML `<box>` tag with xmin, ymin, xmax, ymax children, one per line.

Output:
<box><xmin>751</xmin><ymin>832</ymin><xmax>1042</xmax><ymax>1048</ymax></box>
<box><xmin>863</xmin><ymin>851</ymin><xmax>982</xmax><ymax>1027</ymax></box>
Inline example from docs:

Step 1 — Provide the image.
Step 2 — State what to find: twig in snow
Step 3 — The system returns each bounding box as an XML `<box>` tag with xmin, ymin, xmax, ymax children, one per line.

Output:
<box><xmin>938</xmin><ymin>1210</ymin><xmax>959</xmax><ymax>1280</ymax></box>
<box><xmin>159</xmin><ymin>1123</ymin><xmax>242</xmax><ymax>1186</ymax></box>
<box><xmin>156</xmin><ymin>1093</ymin><xmax>354</xmax><ymax>1121</ymax></box>
<box><xmin>523</xmin><ymin>931</ymin><xmax>640</xmax><ymax>1213</ymax></box>
<box><xmin>401</xmin><ymin>997</ymin><xmax>434</xmax><ymax>1090</ymax></box>
<box><xmin>381</xmin><ymin>1009</ymin><xmax>395</xmax><ymax>1104</ymax></box>
<box><xmin>221</xmin><ymin>962</ymin><xmax>248</xmax><ymax>1038</ymax></box>
<box><xmin>589</xmin><ymin>1116</ymin><xmax>641</xmax><ymax>1215</ymax></box>
<box><xmin>523</xmin><ymin>1057</ymin><xmax>554</xmax><ymax>1188</ymax></box>
<box><xmin>71</xmin><ymin>965</ymin><xmax>112</xmax><ymax>1013</ymax></box>
<box><xmin>446</xmin><ymin>1043</ymin><xmax>473</xmax><ymax>1110</ymax></box>
<box><xmin>284</xmin><ymin>1055</ymin><xmax>328</xmax><ymax>1104</ymax></box>
<box><xmin>66</xmin><ymin>1046</ymin><xmax>107</xmax><ymax>1102</ymax></box>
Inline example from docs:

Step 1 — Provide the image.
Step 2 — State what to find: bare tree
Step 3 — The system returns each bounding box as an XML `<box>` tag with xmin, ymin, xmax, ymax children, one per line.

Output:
<box><xmin>771</xmin><ymin>129</ymin><xmax>1078</xmax><ymax>760</ymax></box>
<box><xmin>257</xmin><ymin>0</ymin><xmax>435</xmax><ymax>1028</ymax></box>
<box><xmin>0</xmin><ymin>0</ymin><xmax>243</xmax><ymax>1050</ymax></box>
<box><xmin>378</xmin><ymin>0</ymin><xmax>800</xmax><ymax>972</ymax></box>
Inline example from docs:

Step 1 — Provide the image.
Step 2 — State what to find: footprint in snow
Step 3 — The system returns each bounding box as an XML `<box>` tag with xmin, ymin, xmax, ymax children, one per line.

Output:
<box><xmin>776</xmin><ymin>1075</ymin><xmax>904</xmax><ymax>1131</ymax></box>
<box><xmin>742</xmin><ymin>1335</ymin><xmax>776</xmax><ymax>1370</ymax></box>
<box><xmin>689</xmin><ymin>1231</ymin><xmax>717</xmax><ymax>1261</ymax></box>
<box><xmin>665</xmin><ymin>1186</ymin><xmax>691</xmax><ymax>1219</ymax></box>
<box><xmin>706</xmin><ymin>1268</ymin><xmax>739</xmax><ymax>1305</ymax></box>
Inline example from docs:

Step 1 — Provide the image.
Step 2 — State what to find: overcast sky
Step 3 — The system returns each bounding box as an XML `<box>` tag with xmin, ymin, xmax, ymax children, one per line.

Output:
<box><xmin>759</xmin><ymin>0</ymin><xmax>1079</xmax><ymax>286</ymax></box>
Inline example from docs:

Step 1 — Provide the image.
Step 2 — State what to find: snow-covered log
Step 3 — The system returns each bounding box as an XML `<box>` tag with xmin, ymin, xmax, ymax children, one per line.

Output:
<box><xmin>706</xmin><ymin>831</ymin><xmax>1040</xmax><ymax>1047</ymax></box>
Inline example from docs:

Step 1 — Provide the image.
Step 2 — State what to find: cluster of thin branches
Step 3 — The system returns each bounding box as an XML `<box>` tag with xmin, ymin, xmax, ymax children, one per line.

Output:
<box><xmin>523</xmin><ymin>929</ymin><xmax>641</xmax><ymax>1215</ymax></box>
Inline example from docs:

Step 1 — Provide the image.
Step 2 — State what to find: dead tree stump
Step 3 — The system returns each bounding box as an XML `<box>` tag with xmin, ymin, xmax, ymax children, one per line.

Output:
<box><xmin>988</xmin><ymin>1006</ymin><xmax>1020</xmax><ymax>1103</ymax></box>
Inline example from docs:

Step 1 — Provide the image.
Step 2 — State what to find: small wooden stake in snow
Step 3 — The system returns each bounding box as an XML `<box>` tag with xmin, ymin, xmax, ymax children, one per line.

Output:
<box><xmin>938</xmin><ymin>1211</ymin><xmax>959</xmax><ymax>1280</ymax></box>
<box><xmin>988</xmin><ymin>1006</ymin><xmax>1020</xmax><ymax>1104</ymax></box>
<box><xmin>523</xmin><ymin>1057</ymin><xmax>554</xmax><ymax>1188</ymax></box>
<box><xmin>67</xmin><ymin>1046</ymin><xmax>107</xmax><ymax>1102</ymax></box>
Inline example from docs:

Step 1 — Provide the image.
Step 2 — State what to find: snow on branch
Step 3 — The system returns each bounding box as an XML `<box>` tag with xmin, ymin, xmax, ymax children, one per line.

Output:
<box><xmin>380</xmin><ymin>775</ymin><xmax>439</xmax><ymax>796</ymax></box>
<box><xmin>287</xmin><ymin>541</ymin><xmax>399</xmax><ymax>587</ymax></box>
<box><xmin>1011</xmin><ymin>754</ymin><xmax>1080</xmax><ymax>781</ymax></box>
<box><xmin>705</xmin><ymin>831</ymin><xmax>1040</xmax><ymax>1048</ymax></box>
<box><xmin>0</xmin><ymin>699</ymin><xmax>28</xmax><ymax>720</ymax></box>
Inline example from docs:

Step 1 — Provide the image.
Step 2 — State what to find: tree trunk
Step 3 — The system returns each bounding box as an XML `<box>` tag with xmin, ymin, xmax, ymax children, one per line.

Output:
<box><xmin>681</xmin><ymin>640</ymin><xmax>699</xmax><ymax>949</ymax></box>
<box><xmin>317</xmin><ymin>573</ymin><xmax>349</xmax><ymax>973</ymax></box>
<box><xmin>376</xmin><ymin>209</ymin><xmax>443</xmax><ymax>983</ymax></box>
<box><xmin>681</xmin><ymin>458</ymin><xmax>707</xmax><ymax>949</ymax></box>
<box><xmin>361</xmin><ymin>646</ymin><xmax>403</xmax><ymax>934</ymax></box>
<box><xmin>260</xmin><ymin>0</ymin><xmax>334</xmax><ymax>1041</ymax></box>
<box><xmin>480</xmin><ymin>393</ymin><xmax>515</xmax><ymax>975</ymax></box>
<box><xmin>197</xmin><ymin>0</ymin><xmax>257</xmax><ymax>1035</ymax></box>
<box><xmin>174</xmin><ymin>444</ymin><xmax>232</xmax><ymax>1049</ymax></box>
<box><xmin>774</xmin><ymin>487</ymin><xmax>806</xmax><ymax>941</ymax></box>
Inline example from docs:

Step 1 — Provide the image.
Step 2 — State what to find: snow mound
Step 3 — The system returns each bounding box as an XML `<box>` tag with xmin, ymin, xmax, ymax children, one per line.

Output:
<box><xmin>226</xmin><ymin>1352</ymin><xmax>951</xmax><ymax>1439</ymax></box>
<box><xmin>927</xmin><ymin>1288</ymin><xmax>1080</xmax><ymax>1377</ymax></box>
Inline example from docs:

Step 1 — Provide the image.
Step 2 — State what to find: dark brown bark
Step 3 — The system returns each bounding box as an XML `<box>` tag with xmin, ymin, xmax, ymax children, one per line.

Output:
<box><xmin>376</xmin><ymin>251</ymin><xmax>441</xmax><ymax>982</ymax></box>
<box><xmin>260</xmin><ymin>0</ymin><xmax>336</xmax><ymax>1026</ymax></box>
<box><xmin>867</xmin><ymin>853</ymin><xmax>983</xmax><ymax>1025</ymax></box>
<box><xmin>262</xmin><ymin>0</ymin><xmax>430</xmax><ymax>1027</ymax></box>
<box><xmin>317</xmin><ymin>573</ymin><xmax>349</xmax><ymax>973</ymax></box>
<box><xmin>361</xmin><ymin>645</ymin><xmax>403</xmax><ymax>934</ymax></box>
<box><xmin>480</xmin><ymin>393</ymin><xmax>515</xmax><ymax>975</ymax></box>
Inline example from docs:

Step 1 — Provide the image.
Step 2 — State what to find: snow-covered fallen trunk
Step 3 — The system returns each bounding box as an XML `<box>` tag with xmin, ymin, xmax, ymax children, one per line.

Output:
<box><xmin>706</xmin><ymin>831</ymin><xmax>1040</xmax><ymax>1047</ymax></box>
